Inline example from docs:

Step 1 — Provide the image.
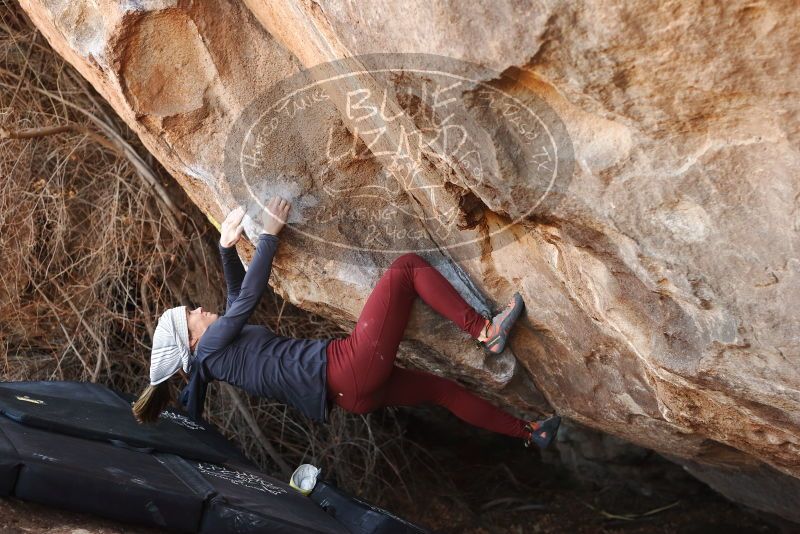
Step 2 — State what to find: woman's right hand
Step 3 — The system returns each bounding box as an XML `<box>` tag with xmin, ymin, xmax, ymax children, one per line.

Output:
<box><xmin>220</xmin><ymin>206</ymin><xmax>245</xmax><ymax>248</ymax></box>
<box><xmin>262</xmin><ymin>196</ymin><xmax>291</xmax><ymax>236</ymax></box>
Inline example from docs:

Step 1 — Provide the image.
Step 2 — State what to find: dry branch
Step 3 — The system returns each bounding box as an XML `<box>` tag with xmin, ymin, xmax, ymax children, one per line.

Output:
<box><xmin>0</xmin><ymin>2</ymin><xmax>448</xmax><ymax>514</ymax></box>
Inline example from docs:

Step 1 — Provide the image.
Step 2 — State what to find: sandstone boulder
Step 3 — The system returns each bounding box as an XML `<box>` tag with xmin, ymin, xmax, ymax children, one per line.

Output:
<box><xmin>18</xmin><ymin>0</ymin><xmax>800</xmax><ymax>521</ymax></box>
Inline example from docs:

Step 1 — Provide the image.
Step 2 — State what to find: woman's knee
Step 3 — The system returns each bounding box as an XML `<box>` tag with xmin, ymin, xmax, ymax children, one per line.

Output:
<box><xmin>390</xmin><ymin>252</ymin><xmax>428</xmax><ymax>270</ymax></box>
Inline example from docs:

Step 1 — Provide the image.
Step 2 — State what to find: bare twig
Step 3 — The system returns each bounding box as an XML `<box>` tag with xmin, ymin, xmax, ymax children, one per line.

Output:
<box><xmin>221</xmin><ymin>383</ymin><xmax>293</xmax><ymax>478</ymax></box>
<box><xmin>0</xmin><ymin>4</ymin><xmax>430</xmax><ymax>517</ymax></box>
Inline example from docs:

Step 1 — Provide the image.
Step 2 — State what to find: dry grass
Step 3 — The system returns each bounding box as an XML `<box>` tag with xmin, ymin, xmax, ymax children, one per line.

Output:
<box><xmin>0</xmin><ymin>0</ymin><xmax>445</xmax><ymax>511</ymax></box>
<box><xmin>0</xmin><ymin>6</ymin><xmax>787</xmax><ymax>534</ymax></box>
<box><xmin>0</xmin><ymin>3</ymin><xmax>185</xmax><ymax>386</ymax></box>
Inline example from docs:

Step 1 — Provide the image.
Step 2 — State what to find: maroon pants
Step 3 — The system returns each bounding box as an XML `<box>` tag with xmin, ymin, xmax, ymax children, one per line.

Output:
<box><xmin>326</xmin><ymin>253</ymin><xmax>529</xmax><ymax>439</ymax></box>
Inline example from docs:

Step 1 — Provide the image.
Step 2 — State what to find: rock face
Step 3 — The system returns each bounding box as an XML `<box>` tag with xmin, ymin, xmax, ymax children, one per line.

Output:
<box><xmin>19</xmin><ymin>0</ymin><xmax>800</xmax><ymax>521</ymax></box>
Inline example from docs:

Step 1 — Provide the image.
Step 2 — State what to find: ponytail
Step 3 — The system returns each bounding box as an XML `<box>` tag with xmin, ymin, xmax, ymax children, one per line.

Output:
<box><xmin>132</xmin><ymin>380</ymin><xmax>173</xmax><ymax>424</ymax></box>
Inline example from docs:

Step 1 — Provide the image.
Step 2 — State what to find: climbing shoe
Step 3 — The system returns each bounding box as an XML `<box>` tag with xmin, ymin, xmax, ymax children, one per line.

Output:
<box><xmin>523</xmin><ymin>415</ymin><xmax>561</xmax><ymax>449</ymax></box>
<box><xmin>478</xmin><ymin>292</ymin><xmax>525</xmax><ymax>355</ymax></box>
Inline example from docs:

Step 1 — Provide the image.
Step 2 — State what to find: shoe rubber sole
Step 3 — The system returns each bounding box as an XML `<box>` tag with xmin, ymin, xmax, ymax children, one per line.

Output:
<box><xmin>482</xmin><ymin>292</ymin><xmax>525</xmax><ymax>355</ymax></box>
<box><xmin>525</xmin><ymin>415</ymin><xmax>561</xmax><ymax>449</ymax></box>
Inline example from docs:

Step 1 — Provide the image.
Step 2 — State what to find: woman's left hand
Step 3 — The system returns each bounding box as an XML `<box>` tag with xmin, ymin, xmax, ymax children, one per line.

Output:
<box><xmin>220</xmin><ymin>206</ymin><xmax>245</xmax><ymax>248</ymax></box>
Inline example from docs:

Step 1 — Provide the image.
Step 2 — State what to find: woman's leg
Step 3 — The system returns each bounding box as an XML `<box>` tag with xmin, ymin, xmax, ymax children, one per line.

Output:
<box><xmin>379</xmin><ymin>366</ymin><xmax>529</xmax><ymax>439</ymax></box>
<box><xmin>326</xmin><ymin>253</ymin><xmax>488</xmax><ymax>414</ymax></box>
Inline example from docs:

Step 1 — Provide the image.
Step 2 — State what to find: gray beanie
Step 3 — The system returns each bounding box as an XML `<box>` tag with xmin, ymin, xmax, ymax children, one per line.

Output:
<box><xmin>149</xmin><ymin>305</ymin><xmax>192</xmax><ymax>385</ymax></box>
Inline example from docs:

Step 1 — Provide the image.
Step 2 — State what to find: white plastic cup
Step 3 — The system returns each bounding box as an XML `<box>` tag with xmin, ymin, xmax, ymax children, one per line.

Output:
<box><xmin>289</xmin><ymin>464</ymin><xmax>321</xmax><ymax>496</ymax></box>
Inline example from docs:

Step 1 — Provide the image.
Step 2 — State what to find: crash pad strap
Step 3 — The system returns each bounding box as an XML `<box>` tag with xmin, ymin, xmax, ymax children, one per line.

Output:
<box><xmin>154</xmin><ymin>453</ymin><xmax>217</xmax><ymax>500</ymax></box>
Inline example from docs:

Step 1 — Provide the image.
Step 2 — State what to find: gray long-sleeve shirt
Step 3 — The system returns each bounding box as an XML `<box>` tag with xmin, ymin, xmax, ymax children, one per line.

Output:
<box><xmin>179</xmin><ymin>234</ymin><xmax>330</xmax><ymax>423</ymax></box>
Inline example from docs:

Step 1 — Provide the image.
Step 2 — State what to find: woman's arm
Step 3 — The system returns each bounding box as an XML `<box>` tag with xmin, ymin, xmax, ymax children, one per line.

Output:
<box><xmin>198</xmin><ymin>197</ymin><xmax>291</xmax><ymax>355</ymax></box>
<box><xmin>220</xmin><ymin>243</ymin><xmax>246</xmax><ymax>311</ymax></box>
<box><xmin>198</xmin><ymin>233</ymin><xmax>279</xmax><ymax>355</ymax></box>
<box><xmin>219</xmin><ymin>206</ymin><xmax>246</xmax><ymax>309</ymax></box>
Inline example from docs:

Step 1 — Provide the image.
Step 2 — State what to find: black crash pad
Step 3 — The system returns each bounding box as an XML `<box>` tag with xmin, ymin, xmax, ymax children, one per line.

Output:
<box><xmin>0</xmin><ymin>381</ymin><xmax>355</xmax><ymax>532</ymax></box>
<box><xmin>0</xmin><ymin>384</ymin><xmax>232</xmax><ymax>464</ymax></box>
<box><xmin>310</xmin><ymin>480</ymin><xmax>428</xmax><ymax>534</ymax></box>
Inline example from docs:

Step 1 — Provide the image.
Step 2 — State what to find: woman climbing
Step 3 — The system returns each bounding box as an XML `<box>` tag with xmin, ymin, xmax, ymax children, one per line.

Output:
<box><xmin>133</xmin><ymin>196</ymin><xmax>561</xmax><ymax>449</ymax></box>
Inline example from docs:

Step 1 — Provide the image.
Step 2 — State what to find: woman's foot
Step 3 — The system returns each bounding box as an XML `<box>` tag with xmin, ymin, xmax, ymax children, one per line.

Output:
<box><xmin>477</xmin><ymin>292</ymin><xmax>525</xmax><ymax>355</ymax></box>
<box><xmin>523</xmin><ymin>415</ymin><xmax>561</xmax><ymax>449</ymax></box>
